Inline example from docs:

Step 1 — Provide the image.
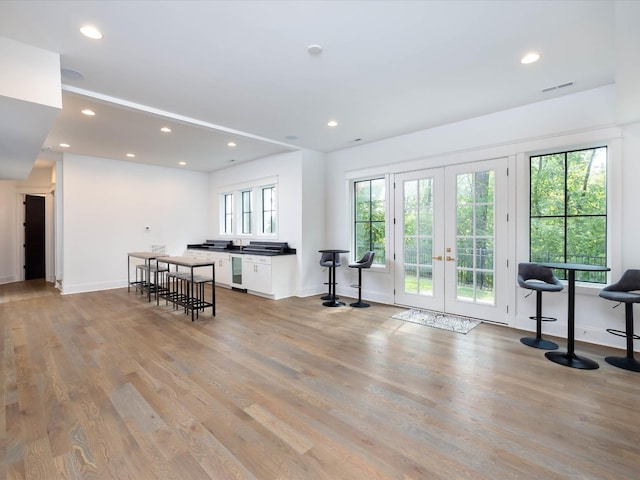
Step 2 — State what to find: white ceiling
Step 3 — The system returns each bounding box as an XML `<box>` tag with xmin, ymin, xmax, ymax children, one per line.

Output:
<box><xmin>0</xmin><ymin>0</ymin><xmax>616</xmax><ymax>174</ymax></box>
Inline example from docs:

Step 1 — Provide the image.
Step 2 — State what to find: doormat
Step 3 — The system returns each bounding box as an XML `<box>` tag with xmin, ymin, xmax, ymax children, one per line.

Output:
<box><xmin>391</xmin><ymin>309</ymin><xmax>481</xmax><ymax>334</ymax></box>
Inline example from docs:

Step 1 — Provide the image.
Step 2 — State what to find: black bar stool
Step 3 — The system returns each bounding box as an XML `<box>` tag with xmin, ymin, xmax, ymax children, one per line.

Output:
<box><xmin>599</xmin><ymin>269</ymin><xmax>640</xmax><ymax>372</ymax></box>
<box><xmin>320</xmin><ymin>252</ymin><xmax>341</xmax><ymax>301</ymax></box>
<box><xmin>349</xmin><ymin>251</ymin><xmax>375</xmax><ymax>308</ymax></box>
<box><xmin>517</xmin><ymin>263</ymin><xmax>563</xmax><ymax>350</ymax></box>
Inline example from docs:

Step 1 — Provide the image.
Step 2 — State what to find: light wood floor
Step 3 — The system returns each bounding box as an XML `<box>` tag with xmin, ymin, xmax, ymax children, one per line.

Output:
<box><xmin>1</xmin><ymin>280</ymin><xmax>639</xmax><ymax>479</ymax></box>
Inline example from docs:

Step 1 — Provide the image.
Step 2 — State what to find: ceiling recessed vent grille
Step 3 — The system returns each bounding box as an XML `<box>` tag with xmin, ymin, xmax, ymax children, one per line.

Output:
<box><xmin>541</xmin><ymin>81</ymin><xmax>574</xmax><ymax>93</ymax></box>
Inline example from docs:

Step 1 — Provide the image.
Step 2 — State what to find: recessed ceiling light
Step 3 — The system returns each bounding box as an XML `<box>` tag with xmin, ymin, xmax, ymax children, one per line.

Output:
<box><xmin>126</xmin><ymin>153</ymin><xmax>135</xmax><ymax>158</ymax></box>
<box><xmin>160</xmin><ymin>127</ymin><xmax>172</xmax><ymax>133</ymax></box>
<box><xmin>307</xmin><ymin>44</ymin><xmax>323</xmax><ymax>55</ymax></box>
<box><xmin>521</xmin><ymin>52</ymin><xmax>540</xmax><ymax>64</ymax></box>
<box><xmin>80</xmin><ymin>25</ymin><xmax>103</xmax><ymax>40</ymax></box>
<box><xmin>81</xmin><ymin>109</ymin><xmax>95</xmax><ymax>116</ymax></box>
<box><xmin>178</xmin><ymin>161</ymin><xmax>186</xmax><ymax>166</ymax></box>
<box><xmin>327</xmin><ymin>120</ymin><xmax>338</xmax><ymax>127</ymax></box>
<box><xmin>60</xmin><ymin>143</ymin><xmax>70</xmax><ymax>148</ymax></box>
<box><xmin>227</xmin><ymin>141</ymin><xmax>236</xmax><ymax>147</ymax></box>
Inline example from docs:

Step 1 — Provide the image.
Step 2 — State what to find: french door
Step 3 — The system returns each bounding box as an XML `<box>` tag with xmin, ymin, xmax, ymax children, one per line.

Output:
<box><xmin>394</xmin><ymin>158</ymin><xmax>508</xmax><ymax>322</ymax></box>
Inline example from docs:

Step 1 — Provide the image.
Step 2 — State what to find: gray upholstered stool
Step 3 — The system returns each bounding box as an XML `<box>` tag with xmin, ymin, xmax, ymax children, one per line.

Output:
<box><xmin>349</xmin><ymin>251</ymin><xmax>375</xmax><ymax>308</ymax></box>
<box><xmin>320</xmin><ymin>252</ymin><xmax>341</xmax><ymax>301</ymax></box>
<box><xmin>599</xmin><ymin>269</ymin><xmax>640</xmax><ymax>372</ymax></box>
<box><xmin>517</xmin><ymin>262</ymin><xmax>563</xmax><ymax>350</ymax></box>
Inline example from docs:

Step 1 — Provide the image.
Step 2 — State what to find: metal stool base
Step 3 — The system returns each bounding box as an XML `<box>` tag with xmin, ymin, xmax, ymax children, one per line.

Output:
<box><xmin>605</xmin><ymin>356</ymin><xmax>640</xmax><ymax>372</ymax></box>
<box><xmin>520</xmin><ymin>336</ymin><xmax>559</xmax><ymax>350</ymax></box>
<box><xmin>350</xmin><ymin>301</ymin><xmax>370</xmax><ymax>308</ymax></box>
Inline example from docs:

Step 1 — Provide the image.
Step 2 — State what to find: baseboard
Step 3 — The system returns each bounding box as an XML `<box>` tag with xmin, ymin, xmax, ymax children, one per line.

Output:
<box><xmin>0</xmin><ymin>275</ymin><xmax>18</xmax><ymax>285</ymax></box>
<box><xmin>61</xmin><ymin>280</ymin><xmax>127</xmax><ymax>295</ymax></box>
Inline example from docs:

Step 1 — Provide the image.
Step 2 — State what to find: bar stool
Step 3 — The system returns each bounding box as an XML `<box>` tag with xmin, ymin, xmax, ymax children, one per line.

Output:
<box><xmin>349</xmin><ymin>251</ymin><xmax>375</xmax><ymax>308</ymax></box>
<box><xmin>165</xmin><ymin>270</ymin><xmax>191</xmax><ymax>312</ymax></box>
<box><xmin>189</xmin><ymin>274</ymin><xmax>213</xmax><ymax>320</ymax></box>
<box><xmin>599</xmin><ymin>269</ymin><xmax>640</xmax><ymax>372</ymax></box>
<box><xmin>517</xmin><ymin>262</ymin><xmax>563</xmax><ymax>350</ymax></box>
<box><xmin>320</xmin><ymin>252</ymin><xmax>341</xmax><ymax>301</ymax></box>
<box><xmin>137</xmin><ymin>261</ymin><xmax>169</xmax><ymax>302</ymax></box>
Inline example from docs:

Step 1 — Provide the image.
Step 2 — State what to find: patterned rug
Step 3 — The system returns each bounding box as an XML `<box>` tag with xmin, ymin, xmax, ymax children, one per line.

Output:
<box><xmin>391</xmin><ymin>309</ymin><xmax>481</xmax><ymax>334</ymax></box>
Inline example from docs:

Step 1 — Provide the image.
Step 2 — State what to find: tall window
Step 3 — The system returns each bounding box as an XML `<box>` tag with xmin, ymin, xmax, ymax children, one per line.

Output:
<box><xmin>261</xmin><ymin>186</ymin><xmax>276</xmax><ymax>234</ymax></box>
<box><xmin>354</xmin><ymin>178</ymin><xmax>385</xmax><ymax>265</ymax></box>
<box><xmin>223</xmin><ymin>193</ymin><xmax>233</xmax><ymax>234</ymax></box>
<box><xmin>241</xmin><ymin>190</ymin><xmax>253</xmax><ymax>234</ymax></box>
<box><xmin>529</xmin><ymin>146</ymin><xmax>607</xmax><ymax>283</ymax></box>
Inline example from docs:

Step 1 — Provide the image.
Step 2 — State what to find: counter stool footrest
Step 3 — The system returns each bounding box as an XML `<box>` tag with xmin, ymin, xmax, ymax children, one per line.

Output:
<box><xmin>606</xmin><ymin>328</ymin><xmax>640</xmax><ymax>340</ymax></box>
<box><xmin>528</xmin><ymin>315</ymin><xmax>557</xmax><ymax>322</ymax></box>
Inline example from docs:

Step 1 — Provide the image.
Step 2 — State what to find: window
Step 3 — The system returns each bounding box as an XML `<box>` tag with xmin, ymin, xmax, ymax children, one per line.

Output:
<box><xmin>219</xmin><ymin>182</ymin><xmax>277</xmax><ymax>236</ymax></box>
<box><xmin>241</xmin><ymin>190</ymin><xmax>253</xmax><ymax>234</ymax></box>
<box><xmin>223</xmin><ymin>193</ymin><xmax>233</xmax><ymax>234</ymax></box>
<box><xmin>353</xmin><ymin>178</ymin><xmax>385</xmax><ymax>265</ymax></box>
<box><xmin>261</xmin><ymin>186</ymin><xmax>276</xmax><ymax>234</ymax></box>
<box><xmin>529</xmin><ymin>146</ymin><xmax>607</xmax><ymax>283</ymax></box>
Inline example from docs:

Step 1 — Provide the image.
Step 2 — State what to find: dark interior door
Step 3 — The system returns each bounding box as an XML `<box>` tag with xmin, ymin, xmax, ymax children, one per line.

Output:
<box><xmin>25</xmin><ymin>194</ymin><xmax>45</xmax><ymax>280</ymax></box>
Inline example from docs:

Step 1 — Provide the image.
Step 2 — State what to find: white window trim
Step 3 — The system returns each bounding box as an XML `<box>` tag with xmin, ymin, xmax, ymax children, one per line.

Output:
<box><xmin>217</xmin><ymin>177</ymin><xmax>278</xmax><ymax>239</ymax></box>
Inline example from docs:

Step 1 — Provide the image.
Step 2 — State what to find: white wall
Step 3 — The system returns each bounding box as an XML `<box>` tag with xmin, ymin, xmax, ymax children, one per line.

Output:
<box><xmin>0</xmin><ymin>180</ymin><xmax>17</xmax><ymax>283</ymax></box>
<box><xmin>325</xmin><ymin>84</ymin><xmax>640</xmax><ymax>351</ymax></box>
<box><xmin>60</xmin><ymin>154</ymin><xmax>209</xmax><ymax>294</ymax></box>
<box><xmin>300</xmin><ymin>149</ymin><xmax>327</xmax><ymax>297</ymax></box>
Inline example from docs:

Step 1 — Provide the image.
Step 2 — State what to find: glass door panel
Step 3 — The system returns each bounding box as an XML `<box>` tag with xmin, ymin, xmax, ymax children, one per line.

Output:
<box><xmin>444</xmin><ymin>159</ymin><xmax>507</xmax><ymax>321</ymax></box>
<box><xmin>394</xmin><ymin>169</ymin><xmax>444</xmax><ymax>311</ymax></box>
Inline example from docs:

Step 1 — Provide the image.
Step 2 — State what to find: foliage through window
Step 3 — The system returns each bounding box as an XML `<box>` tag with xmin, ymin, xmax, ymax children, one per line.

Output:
<box><xmin>529</xmin><ymin>146</ymin><xmax>607</xmax><ymax>283</ymax></box>
<box><xmin>354</xmin><ymin>178</ymin><xmax>385</xmax><ymax>265</ymax></box>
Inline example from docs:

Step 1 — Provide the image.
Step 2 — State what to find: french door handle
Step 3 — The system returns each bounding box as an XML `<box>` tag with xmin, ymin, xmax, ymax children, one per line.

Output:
<box><xmin>432</xmin><ymin>255</ymin><xmax>443</xmax><ymax>261</ymax></box>
<box><xmin>446</xmin><ymin>256</ymin><xmax>456</xmax><ymax>261</ymax></box>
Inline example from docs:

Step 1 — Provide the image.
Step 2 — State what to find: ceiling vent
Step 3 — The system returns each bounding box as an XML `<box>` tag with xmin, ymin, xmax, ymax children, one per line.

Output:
<box><xmin>541</xmin><ymin>81</ymin><xmax>574</xmax><ymax>93</ymax></box>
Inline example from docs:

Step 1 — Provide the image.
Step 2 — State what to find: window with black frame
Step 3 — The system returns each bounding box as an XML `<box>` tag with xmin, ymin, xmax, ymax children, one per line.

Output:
<box><xmin>529</xmin><ymin>146</ymin><xmax>607</xmax><ymax>283</ymax></box>
<box><xmin>353</xmin><ymin>177</ymin><xmax>385</xmax><ymax>265</ymax></box>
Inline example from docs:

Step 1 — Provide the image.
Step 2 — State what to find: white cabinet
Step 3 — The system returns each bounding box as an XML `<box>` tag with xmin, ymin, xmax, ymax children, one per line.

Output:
<box><xmin>242</xmin><ymin>255</ymin><xmax>272</xmax><ymax>295</ymax></box>
<box><xmin>230</xmin><ymin>253</ymin><xmax>296</xmax><ymax>299</ymax></box>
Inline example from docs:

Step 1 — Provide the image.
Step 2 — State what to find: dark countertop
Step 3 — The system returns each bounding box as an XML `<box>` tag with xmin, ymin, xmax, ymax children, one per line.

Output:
<box><xmin>187</xmin><ymin>243</ymin><xmax>296</xmax><ymax>256</ymax></box>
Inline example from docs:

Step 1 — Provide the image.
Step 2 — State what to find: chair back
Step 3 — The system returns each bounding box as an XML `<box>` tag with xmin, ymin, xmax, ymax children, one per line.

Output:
<box><xmin>601</xmin><ymin>269</ymin><xmax>640</xmax><ymax>293</ymax></box>
<box><xmin>517</xmin><ymin>262</ymin><xmax>562</xmax><ymax>289</ymax></box>
<box><xmin>320</xmin><ymin>252</ymin><xmax>341</xmax><ymax>267</ymax></box>
<box><xmin>354</xmin><ymin>251</ymin><xmax>375</xmax><ymax>269</ymax></box>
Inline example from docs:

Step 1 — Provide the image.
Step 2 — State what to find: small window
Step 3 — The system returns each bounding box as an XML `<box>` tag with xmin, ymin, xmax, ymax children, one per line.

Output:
<box><xmin>353</xmin><ymin>178</ymin><xmax>385</xmax><ymax>265</ymax></box>
<box><xmin>261</xmin><ymin>186</ymin><xmax>276</xmax><ymax>234</ymax></box>
<box><xmin>223</xmin><ymin>193</ymin><xmax>233</xmax><ymax>234</ymax></box>
<box><xmin>529</xmin><ymin>146</ymin><xmax>607</xmax><ymax>283</ymax></box>
<box><xmin>241</xmin><ymin>190</ymin><xmax>253</xmax><ymax>234</ymax></box>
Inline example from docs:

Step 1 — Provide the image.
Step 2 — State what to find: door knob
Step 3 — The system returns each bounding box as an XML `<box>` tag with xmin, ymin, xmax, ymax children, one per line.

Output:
<box><xmin>432</xmin><ymin>255</ymin><xmax>443</xmax><ymax>261</ymax></box>
<box><xmin>446</xmin><ymin>256</ymin><xmax>456</xmax><ymax>261</ymax></box>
